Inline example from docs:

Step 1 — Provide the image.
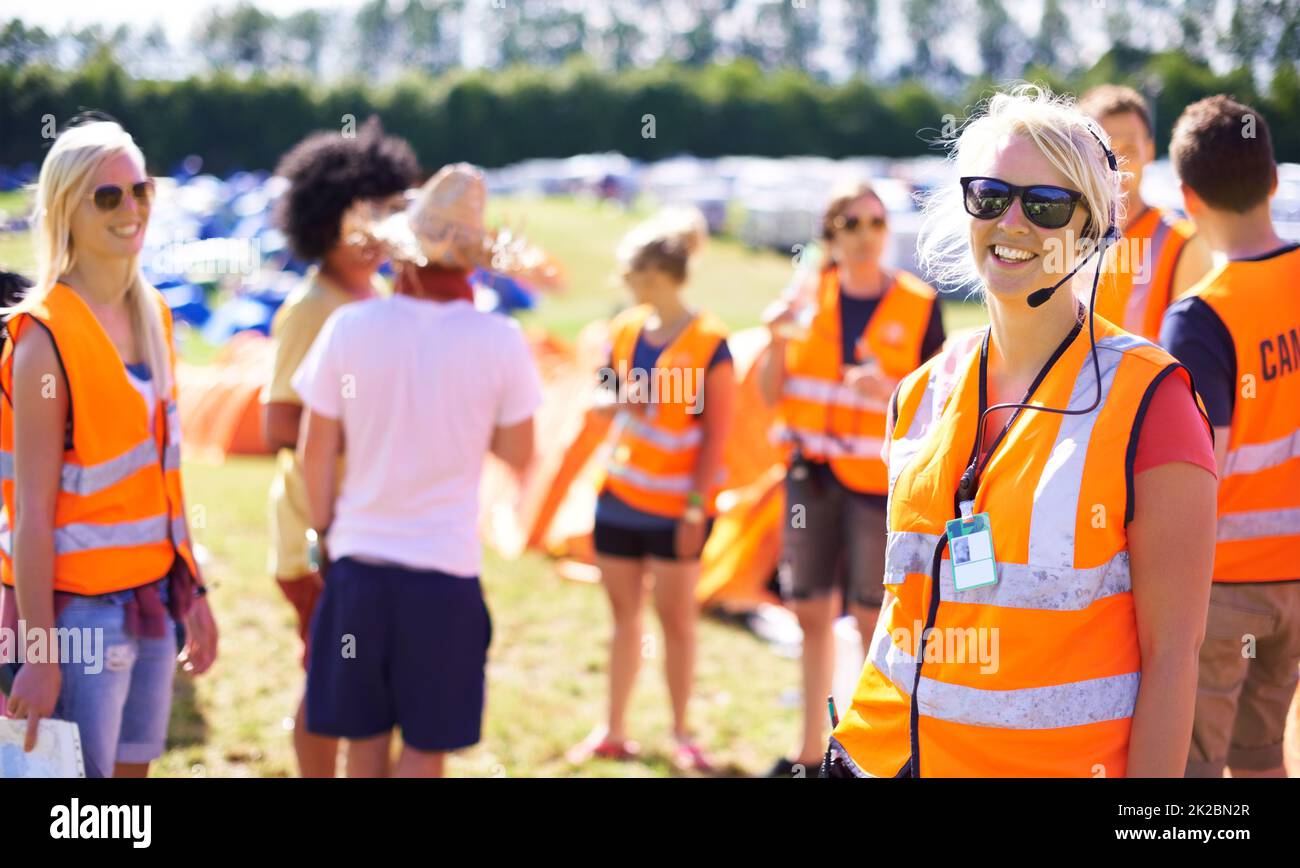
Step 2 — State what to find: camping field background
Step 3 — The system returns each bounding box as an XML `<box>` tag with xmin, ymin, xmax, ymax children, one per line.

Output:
<box><xmin>0</xmin><ymin>183</ymin><xmax>994</xmax><ymax>777</ymax></box>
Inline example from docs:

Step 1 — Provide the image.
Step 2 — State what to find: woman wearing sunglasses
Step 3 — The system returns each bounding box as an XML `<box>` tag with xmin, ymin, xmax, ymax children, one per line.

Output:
<box><xmin>0</xmin><ymin>119</ymin><xmax>217</xmax><ymax>777</ymax></box>
<box><xmin>823</xmin><ymin>85</ymin><xmax>1218</xmax><ymax>777</ymax></box>
<box><xmin>758</xmin><ymin>180</ymin><xmax>944</xmax><ymax>778</ymax></box>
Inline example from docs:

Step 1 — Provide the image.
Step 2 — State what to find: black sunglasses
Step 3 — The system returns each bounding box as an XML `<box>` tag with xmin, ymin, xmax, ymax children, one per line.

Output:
<box><xmin>959</xmin><ymin>176</ymin><xmax>1083</xmax><ymax>230</ymax></box>
<box><xmin>87</xmin><ymin>180</ymin><xmax>155</xmax><ymax>212</ymax></box>
<box><xmin>830</xmin><ymin>214</ymin><xmax>887</xmax><ymax>235</ymax></box>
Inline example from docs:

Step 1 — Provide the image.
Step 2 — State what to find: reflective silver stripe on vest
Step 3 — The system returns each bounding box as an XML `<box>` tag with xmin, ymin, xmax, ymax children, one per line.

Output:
<box><xmin>607</xmin><ymin>462</ymin><xmax>693</xmax><ymax>494</ymax></box>
<box><xmin>1122</xmin><ymin>215</ymin><xmax>1172</xmax><ymax>333</ymax></box>
<box><xmin>0</xmin><ymin>514</ymin><xmax>171</xmax><ymax>558</ymax></box>
<box><xmin>1223</xmin><ymin>429</ymin><xmax>1300</xmax><ymax>478</ymax></box>
<box><xmin>779</xmin><ymin>428</ymin><xmax>884</xmax><ymax>460</ymax></box>
<box><xmin>1026</xmin><ymin>335</ymin><xmax>1142</xmax><ymax>565</ymax></box>
<box><xmin>1217</xmin><ymin>506</ymin><xmax>1300</xmax><ymax>542</ymax></box>
<box><xmin>869</xmin><ymin>626</ymin><xmax>1139</xmax><ymax>729</ymax></box>
<box><xmin>0</xmin><ymin>437</ymin><xmax>160</xmax><ymax>497</ymax></box>
<box><xmin>171</xmin><ymin>514</ymin><xmax>190</xmax><ymax>547</ymax></box>
<box><xmin>54</xmin><ymin>514</ymin><xmax>171</xmax><ymax>555</ymax></box>
<box><xmin>884</xmin><ymin>530</ymin><xmax>1132</xmax><ymax>610</ymax></box>
<box><xmin>782</xmin><ymin>375</ymin><xmax>884</xmax><ymax>413</ymax></box>
<box><xmin>617</xmin><ymin>412</ymin><xmax>703</xmax><ymax>452</ymax></box>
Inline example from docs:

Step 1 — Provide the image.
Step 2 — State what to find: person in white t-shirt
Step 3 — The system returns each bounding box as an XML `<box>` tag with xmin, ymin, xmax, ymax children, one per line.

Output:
<box><xmin>293</xmin><ymin>164</ymin><xmax>542</xmax><ymax>778</ymax></box>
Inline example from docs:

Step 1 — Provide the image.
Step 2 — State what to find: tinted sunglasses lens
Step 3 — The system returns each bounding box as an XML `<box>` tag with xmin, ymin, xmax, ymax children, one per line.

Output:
<box><xmin>92</xmin><ymin>185</ymin><xmax>123</xmax><ymax>210</ymax></box>
<box><xmin>1023</xmin><ymin>187</ymin><xmax>1076</xmax><ymax>228</ymax></box>
<box><xmin>965</xmin><ymin>180</ymin><xmax>1011</xmax><ymax>218</ymax></box>
<box><xmin>131</xmin><ymin>180</ymin><xmax>154</xmax><ymax>206</ymax></box>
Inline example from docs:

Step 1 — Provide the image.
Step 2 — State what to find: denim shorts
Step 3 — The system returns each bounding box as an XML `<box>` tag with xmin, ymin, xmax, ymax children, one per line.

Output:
<box><xmin>53</xmin><ymin>582</ymin><xmax>176</xmax><ymax>778</ymax></box>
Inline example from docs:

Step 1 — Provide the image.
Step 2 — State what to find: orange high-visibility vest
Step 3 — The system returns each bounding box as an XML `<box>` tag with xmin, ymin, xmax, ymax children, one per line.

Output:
<box><xmin>1192</xmin><ymin>245</ymin><xmax>1300</xmax><ymax>582</ymax></box>
<box><xmin>829</xmin><ymin>315</ymin><xmax>1208</xmax><ymax>777</ymax></box>
<box><xmin>1095</xmin><ymin>208</ymin><xmax>1196</xmax><ymax>340</ymax></box>
<box><xmin>602</xmin><ymin>305</ymin><xmax>729</xmax><ymax>519</ymax></box>
<box><xmin>778</xmin><ymin>267</ymin><xmax>936</xmax><ymax>495</ymax></box>
<box><xmin>0</xmin><ymin>282</ymin><xmax>199</xmax><ymax>595</ymax></box>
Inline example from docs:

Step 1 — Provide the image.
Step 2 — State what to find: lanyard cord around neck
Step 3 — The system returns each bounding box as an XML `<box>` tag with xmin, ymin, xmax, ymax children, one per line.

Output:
<box><xmin>956</xmin><ymin>246</ymin><xmax>1110</xmax><ymax>505</ymax></box>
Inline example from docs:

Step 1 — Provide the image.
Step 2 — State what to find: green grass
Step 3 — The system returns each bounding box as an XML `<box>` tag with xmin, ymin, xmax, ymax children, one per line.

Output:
<box><xmin>0</xmin><ymin>194</ymin><xmax>990</xmax><ymax>776</ymax></box>
<box><xmin>170</xmin><ymin>456</ymin><xmax>804</xmax><ymax>778</ymax></box>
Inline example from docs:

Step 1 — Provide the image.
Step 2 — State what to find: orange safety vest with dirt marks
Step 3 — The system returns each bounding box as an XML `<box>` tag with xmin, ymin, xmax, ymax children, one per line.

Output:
<box><xmin>0</xmin><ymin>282</ymin><xmax>199</xmax><ymax>596</ymax></box>
<box><xmin>1192</xmin><ymin>245</ymin><xmax>1300</xmax><ymax>582</ymax></box>
<box><xmin>778</xmin><ymin>267</ymin><xmax>936</xmax><ymax>495</ymax></box>
<box><xmin>828</xmin><ymin>315</ymin><xmax>1209</xmax><ymax>777</ymax></box>
<box><xmin>1095</xmin><ymin>208</ymin><xmax>1196</xmax><ymax>340</ymax></box>
<box><xmin>602</xmin><ymin>304</ymin><xmax>729</xmax><ymax>519</ymax></box>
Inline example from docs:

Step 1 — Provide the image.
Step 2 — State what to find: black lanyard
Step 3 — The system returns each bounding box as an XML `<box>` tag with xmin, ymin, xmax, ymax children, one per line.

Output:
<box><xmin>955</xmin><ymin>311</ymin><xmax>1085</xmax><ymax>509</ymax></box>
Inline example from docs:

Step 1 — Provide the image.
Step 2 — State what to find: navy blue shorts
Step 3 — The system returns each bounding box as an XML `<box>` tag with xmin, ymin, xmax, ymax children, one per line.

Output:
<box><xmin>305</xmin><ymin>557</ymin><xmax>492</xmax><ymax>752</ymax></box>
<box><xmin>592</xmin><ymin>517</ymin><xmax>715</xmax><ymax>561</ymax></box>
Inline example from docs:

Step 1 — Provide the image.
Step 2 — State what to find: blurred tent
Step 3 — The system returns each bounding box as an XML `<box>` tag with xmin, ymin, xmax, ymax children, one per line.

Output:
<box><xmin>176</xmin><ymin>332</ymin><xmax>274</xmax><ymax>461</ymax></box>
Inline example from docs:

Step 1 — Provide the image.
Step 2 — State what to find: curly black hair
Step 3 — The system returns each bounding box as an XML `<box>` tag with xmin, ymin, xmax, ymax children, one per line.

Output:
<box><xmin>274</xmin><ymin>116</ymin><xmax>420</xmax><ymax>262</ymax></box>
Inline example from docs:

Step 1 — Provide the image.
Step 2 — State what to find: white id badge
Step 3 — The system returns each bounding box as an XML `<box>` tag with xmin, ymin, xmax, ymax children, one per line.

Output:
<box><xmin>946</xmin><ymin>503</ymin><xmax>997</xmax><ymax>591</ymax></box>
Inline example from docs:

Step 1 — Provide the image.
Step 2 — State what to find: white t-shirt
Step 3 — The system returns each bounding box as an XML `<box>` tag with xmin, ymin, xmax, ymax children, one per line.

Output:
<box><xmin>291</xmin><ymin>295</ymin><xmax>543</xmax><ymax>577</ymax></box>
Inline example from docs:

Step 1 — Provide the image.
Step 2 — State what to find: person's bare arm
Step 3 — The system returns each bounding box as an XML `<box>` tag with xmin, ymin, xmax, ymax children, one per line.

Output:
<box><xmin>4</xmin><ymin>326</ymin><xmax>68</xmax><ymax>749</ymax></box>
<box><xmin>1125</xmin><ymin>460</ymin><xmax>1217</xmax><ymax>777</ymax></box>
<box><xmin>691</xmin><ymin>359</ymin><xmax>735</xmax><ymax>498</ymax></box>
<box><xmin>677</xmin><ymin>359</ymin><xmax>736</xmax><ymax>559</ymax></box>
<box><xmin>298</xmin><ymin>409</ymin><xmax>343</xmax><ymax>533</ymax></box>
<box><xmin>1212</xmin><ymin>425</ymin><xmax>1228</xmax><ymax>477</ymax></box>
<box><xmin>1170</xmin><ymin>235</ymin><xmax>1215</xmax><ymax>301</ymax></box>
<box><xmin>262</xmin><ymin>401</ymin><xmax>302</xmax><ymax>452</ymax></box>
<box><xmin>491</xmin><ymin>417</ymin><xmax>535</xmax><ymax>478</ymax></box>
<box><xmin>757</xmin><ymin>336</ymin><xmax>787</xmax><ymax>407</ymax></box>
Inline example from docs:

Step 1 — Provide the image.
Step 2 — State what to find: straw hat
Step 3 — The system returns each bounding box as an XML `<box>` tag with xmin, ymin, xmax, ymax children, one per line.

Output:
<box><xmin>344</xmin><ymin>162</ymin><xmax>493</xmax><ymax>270</ymax></box>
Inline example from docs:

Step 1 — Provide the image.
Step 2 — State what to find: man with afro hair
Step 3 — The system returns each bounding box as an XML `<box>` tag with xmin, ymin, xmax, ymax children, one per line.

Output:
<box><xmin>260</xmin><ymin>117</ymin><xmax>418</xmax><ymax>778</ymax></box>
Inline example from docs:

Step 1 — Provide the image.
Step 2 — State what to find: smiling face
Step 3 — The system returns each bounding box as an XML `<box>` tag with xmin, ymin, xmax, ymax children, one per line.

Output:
<box><xmin>827</xmin><ymin>193</ymin><xmax>888</xmax><ymax>268</ymax></box>
<box><xmin>966</xmin><ymin>133</ymin><xmax>1089</xmax><ymax>301</ymax></box>
<box><xmin>68</xmin><ymin>151</ymin><xmax>151</xmax><ymax>262</ymax></box>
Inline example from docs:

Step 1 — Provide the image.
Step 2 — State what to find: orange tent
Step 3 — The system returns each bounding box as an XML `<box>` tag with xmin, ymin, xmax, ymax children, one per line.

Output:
<box><xmin>176</xmin><ymin>332</ymin><xmax>274</xmax><ymax>461</ymax></box>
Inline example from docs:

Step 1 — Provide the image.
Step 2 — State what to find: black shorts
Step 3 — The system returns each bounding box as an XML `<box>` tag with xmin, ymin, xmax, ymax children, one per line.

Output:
<box><xmin>593</xmin><ymin>517</ymin><xmax>715</xmax><ymax>562</ymax></box>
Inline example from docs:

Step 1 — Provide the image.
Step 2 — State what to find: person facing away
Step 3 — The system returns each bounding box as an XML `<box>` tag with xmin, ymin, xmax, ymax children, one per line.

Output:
<box><xmin>261</xmin><ymin>117</ymin><xmax>418</xmax><ymax>779</ymax></box>
<box><xmin>293</xmin><ymin>163</ymin><xmax>542</xmax><ymax>778</ymax></box>
<box><xmin>1159</xmin><ymin>95</ymin><xmax>1300</xmax><ymax>779</ymax></box>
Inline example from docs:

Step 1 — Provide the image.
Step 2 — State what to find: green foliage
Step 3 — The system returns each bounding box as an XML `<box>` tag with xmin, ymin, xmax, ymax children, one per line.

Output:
<box><xmin>1</xmin><ymin>54</ymin><xmax>1297</xmax><ymax>174</ymax></box>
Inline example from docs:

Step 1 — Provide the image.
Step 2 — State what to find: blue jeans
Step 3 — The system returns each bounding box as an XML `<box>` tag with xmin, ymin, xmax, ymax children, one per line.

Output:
<box><xmin>53</xmin><ymin>583</ymin><xmax>176</xmax><ymax>778</ymax></box>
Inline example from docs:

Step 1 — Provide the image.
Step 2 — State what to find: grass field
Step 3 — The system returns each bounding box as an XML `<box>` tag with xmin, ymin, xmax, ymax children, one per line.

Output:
<box><xmin>0</xmin><ymin>193</ymin><xmax>990</xmax><ymax>777</ymax></box>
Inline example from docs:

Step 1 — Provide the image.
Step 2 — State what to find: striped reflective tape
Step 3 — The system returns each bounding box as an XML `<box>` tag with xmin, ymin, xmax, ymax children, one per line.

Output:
<box><xmin>868</xmin><ymin>626</ymin><xmax>1138</xmax><ymax>730</ymax></box>
<box><xmin>0</xmin><ymin>437</ymin><xmax>160</xmax><ymax>497</ymax></box>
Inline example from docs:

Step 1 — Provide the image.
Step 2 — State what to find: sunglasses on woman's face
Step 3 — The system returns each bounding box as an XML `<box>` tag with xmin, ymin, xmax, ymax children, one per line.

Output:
<box><xmin>87</xmin><ymin>179</ymin><xmax>155</xmax><ymax>212</ymax></box>
<box><xmin>960</xmin><ymin>176</ymin><xmax>1083</xmax><ymax>230</ymax></box>
<box><xmin>833</xmin><ymin>214</ymin><xmax>887</xmax><ymax>234</ymax></box>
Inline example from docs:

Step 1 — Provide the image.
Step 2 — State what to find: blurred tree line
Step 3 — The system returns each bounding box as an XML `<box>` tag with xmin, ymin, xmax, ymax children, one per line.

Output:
<box><xmin>0</xmin><ymin>0</ymin><xmax>1296</xmax><ymax>172</ymax></box>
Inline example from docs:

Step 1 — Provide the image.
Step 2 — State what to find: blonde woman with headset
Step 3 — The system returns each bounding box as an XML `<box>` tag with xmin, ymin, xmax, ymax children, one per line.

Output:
<box><xmin>825</xmin><ymin>85</ymin><xmax>1218</xmax><ymax>777</ymax></box>
<box><xmin>0</xmin><ymin>118</ymin><xmax>217</xmax><ymax>778</ymax></box>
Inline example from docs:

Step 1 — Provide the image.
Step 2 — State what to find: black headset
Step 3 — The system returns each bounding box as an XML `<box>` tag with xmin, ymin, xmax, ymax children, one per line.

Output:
<box><xmin>956</xmin><ymin>125</ymin><xmax>1121</xmax><ymax>503</ymax></box>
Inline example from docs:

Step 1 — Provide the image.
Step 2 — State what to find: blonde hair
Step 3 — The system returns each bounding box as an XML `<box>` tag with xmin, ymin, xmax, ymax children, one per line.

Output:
<box><xmin>4</xmin><ymin>121</ymin><xmax>171</xmax><ymax>397</ymax></box>
<box><xmin>617</xmin><ymin>206</ymin><xmax>708</xmax><ymax>284</ymax></box>
<box><xmin>917</xmin><ymin>83</ymin><xmax>1124</xmax><ymax>297</ymax></box>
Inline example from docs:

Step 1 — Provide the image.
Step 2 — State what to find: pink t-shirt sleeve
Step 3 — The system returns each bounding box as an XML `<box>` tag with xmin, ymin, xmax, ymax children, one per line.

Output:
<box><xmin>1132</xmin><ymin>371</ymin><xmax>1218</xmax><ymax>478</ymax></box>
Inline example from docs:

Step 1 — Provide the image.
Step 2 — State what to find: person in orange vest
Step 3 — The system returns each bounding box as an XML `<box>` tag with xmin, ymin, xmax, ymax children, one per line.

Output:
<box><xmin>757</xmin><ymin>180</ymin><xmax>944</xmax><ymax>777</ymax></box>
<box><xmin>567</xmin><ymin>207</ymin><xmax>736</xmax><ymax>772</ymax></box>
<box><xmin>1078</xmin><ymin>85</ymin><xmax>1213</xmax><ymax>339</ymax></box>
<box><xmin>825</xmin><ymin>84</ymin><xmax>1218</xmax><ymax>777</ymax></box>
<box><xmin>1158</xmin><ymin>96</ymin><xmax>1300</xmax><ymax>778</ymax></box>
<box><xmin>0</xmin><ymin>118</ymin><xmax>218</xmax><ymax>777</ymax></box>
<box><xmin>261</xmin><ymin>119</ymin><xmax>418</xmax><ymax>778</ymax></box>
